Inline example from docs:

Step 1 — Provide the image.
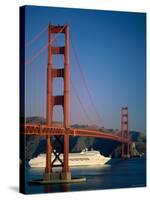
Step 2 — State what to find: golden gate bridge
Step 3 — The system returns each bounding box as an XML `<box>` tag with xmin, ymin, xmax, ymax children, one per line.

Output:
<box><xmin>20</xmin><ymin>24</ymin><xmax>131</xmax><ymax>183</ymax></box>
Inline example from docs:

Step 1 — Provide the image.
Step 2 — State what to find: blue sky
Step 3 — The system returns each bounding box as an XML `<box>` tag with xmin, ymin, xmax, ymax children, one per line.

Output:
<box><xmin>24</xmin><ymin>6</ymin><xmax>146</xmax><ymax>133</ymax></box>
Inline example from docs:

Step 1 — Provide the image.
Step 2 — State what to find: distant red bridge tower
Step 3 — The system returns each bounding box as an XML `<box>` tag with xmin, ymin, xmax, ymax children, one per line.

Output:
<box><xmin>45</xmin><ymin>24</ymin><xmax>71</xmax><ymax>180</ymax></box>
<box><xmin>121</xmin><ymin>107</ymin><xmax>131</xmax><ymax>158</ymax></box>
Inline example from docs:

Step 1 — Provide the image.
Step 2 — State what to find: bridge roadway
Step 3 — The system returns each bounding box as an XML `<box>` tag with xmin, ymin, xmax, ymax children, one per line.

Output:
<box><xmin>20</xmin><ymin>123</ymin><xmax>131</xmax><ymax>144</ymax></box>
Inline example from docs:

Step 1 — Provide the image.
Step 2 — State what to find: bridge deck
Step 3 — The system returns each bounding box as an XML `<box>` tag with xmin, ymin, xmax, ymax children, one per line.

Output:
<box><xmin>20</xmin><ymin>124</ymin><xmax>131</xmax><ymax>144</ymax></box>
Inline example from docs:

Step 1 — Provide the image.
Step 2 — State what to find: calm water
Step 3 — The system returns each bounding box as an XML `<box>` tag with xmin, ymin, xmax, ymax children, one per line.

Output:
<box><xmin>25</xmin><ymin>157</ymin><xmax>146</xmax><ymax>194</ymax></box>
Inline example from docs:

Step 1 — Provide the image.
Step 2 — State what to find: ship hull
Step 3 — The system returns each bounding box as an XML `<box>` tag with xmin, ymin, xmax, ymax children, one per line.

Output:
<box><xmin>29</xmin><ymin>151</ymin><xmax>111</xmax><ymax>168</ymax></box>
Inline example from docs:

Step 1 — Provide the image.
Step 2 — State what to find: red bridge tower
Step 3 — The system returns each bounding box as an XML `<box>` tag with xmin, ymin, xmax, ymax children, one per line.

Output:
<box><xmin>45</xmin><ymin>24</ymin><xmax>71</xmax><ymax>180</ymax></box>
<box><xmin>121</xmin><ymin>107</ymin><xmax>131</xmax><ymax>158</ymax></box>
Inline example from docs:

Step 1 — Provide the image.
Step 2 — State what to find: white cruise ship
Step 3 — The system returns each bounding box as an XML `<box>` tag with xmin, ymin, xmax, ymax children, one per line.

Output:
<box><xmin>29</xmin><ymin>148</ymin><xmax>111</xmax><ymax>168</ymax></box>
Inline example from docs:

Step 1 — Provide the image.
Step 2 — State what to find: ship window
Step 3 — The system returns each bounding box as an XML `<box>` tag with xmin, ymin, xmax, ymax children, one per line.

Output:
<box><xmin>69</xmin><ymin>158</ymin><xmax>90</xmax><ymax>161</ymax></box>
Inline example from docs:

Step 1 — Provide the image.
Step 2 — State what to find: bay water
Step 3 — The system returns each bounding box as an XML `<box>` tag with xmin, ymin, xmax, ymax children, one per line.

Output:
<box><xmin>25</xmin><ymin>156</ymin><xmax>146</xmax><ymax>194</ymax></box>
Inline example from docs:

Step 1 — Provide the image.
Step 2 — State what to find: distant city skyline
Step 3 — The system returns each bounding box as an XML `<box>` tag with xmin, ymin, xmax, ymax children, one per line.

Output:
<box><xmin>25</xmin><ymin>6</ymin><xmax>146</xmax><ymax>133</ymax></box>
